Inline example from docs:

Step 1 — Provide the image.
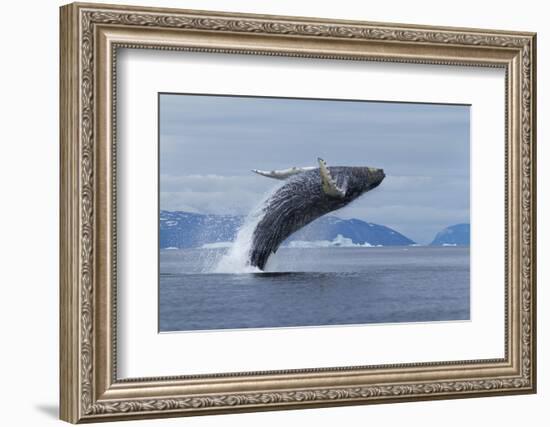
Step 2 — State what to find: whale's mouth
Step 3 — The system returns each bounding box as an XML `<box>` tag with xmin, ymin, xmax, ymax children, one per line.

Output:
<box><xmin>366</xmin><ymin>168</ymin><xmax>385</xmax><ymax>191</ymax></box>
<box><xmin>370</xmin><ymin>180</ymin><xmax>382</xmax><ymax>190</ymax></box>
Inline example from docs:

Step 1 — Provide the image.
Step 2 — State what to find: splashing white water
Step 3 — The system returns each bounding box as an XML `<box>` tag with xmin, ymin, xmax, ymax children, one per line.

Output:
<box><xmin>214</xmin><ymin>185</ymin><xmax>281</xmax><ymax>274</ymax></box>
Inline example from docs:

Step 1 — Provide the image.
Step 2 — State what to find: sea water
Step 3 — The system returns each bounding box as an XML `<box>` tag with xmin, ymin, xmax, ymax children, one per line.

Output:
<box><xmin>159</xmin><ymin>246</ymin><xmax>470</xmax><ymax>332</ymax></box>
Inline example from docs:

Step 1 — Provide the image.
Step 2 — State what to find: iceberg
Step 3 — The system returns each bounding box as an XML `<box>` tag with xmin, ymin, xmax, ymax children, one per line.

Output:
<box><xmin>201</xmin><ymin>241</ymin><xmax>234</xmax><ymax>249</ymax></box>
<box><xmin>286</xmin><ymin>234</ymin><xmax>374</xmax><ymax>248</ymax></box>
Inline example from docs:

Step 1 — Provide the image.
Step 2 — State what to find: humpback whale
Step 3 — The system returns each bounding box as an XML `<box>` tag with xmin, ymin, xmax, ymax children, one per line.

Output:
<box><xmin>249</xmin><ymin>158</ymin><xmax>385</xmax><ymax>270</ymax></box>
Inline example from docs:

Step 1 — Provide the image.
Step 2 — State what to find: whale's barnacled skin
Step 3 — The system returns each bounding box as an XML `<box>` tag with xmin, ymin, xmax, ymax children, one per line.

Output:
<box><xmin>249</xmin><ymin>160</ymin><xmax>385</xmax><ymax>270</ymax></box>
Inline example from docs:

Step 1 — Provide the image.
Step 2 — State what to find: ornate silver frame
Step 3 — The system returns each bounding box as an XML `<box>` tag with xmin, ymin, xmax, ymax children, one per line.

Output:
<box><xmin>60</xmin><ymin>2</ymin><xmax>537</xmax><ymax>423</ymax></box>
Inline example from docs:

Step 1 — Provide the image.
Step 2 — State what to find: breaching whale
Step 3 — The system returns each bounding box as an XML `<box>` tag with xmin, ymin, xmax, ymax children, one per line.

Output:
<box><xmin>249</xmin><ymin>158</ymin><xmax>385</xmax><ymax>270</ymax></box>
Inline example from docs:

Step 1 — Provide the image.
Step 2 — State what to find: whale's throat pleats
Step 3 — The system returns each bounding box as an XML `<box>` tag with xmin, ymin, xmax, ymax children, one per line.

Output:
<box><xmin>248</xmin><ymin>171</ymin><xmax>338</xmax><ymax>270</ymax></box>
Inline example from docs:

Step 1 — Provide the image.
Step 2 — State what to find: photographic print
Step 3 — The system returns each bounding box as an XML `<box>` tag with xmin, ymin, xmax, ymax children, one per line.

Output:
<box><xmin>159</xmin><ymin>93</ymin><xmax>471</xmax><ymax>332</ymax></box>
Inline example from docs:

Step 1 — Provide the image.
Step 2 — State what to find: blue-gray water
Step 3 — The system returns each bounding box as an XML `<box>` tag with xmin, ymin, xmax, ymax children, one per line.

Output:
<box><xmin>159</xmin><ymin>246</ymin><xmax>469</xmax><ymax>332</ymax></box>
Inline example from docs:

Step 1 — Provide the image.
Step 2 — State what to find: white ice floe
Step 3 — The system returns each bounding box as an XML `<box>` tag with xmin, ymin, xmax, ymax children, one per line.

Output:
<box><xmin>287</xmin><ymin>234</ymin><xmax>374</xmax><ymax>248</ymax></box>
<box><xmin>201</xmin><ymin>241</ymin><xmax>234</xmax><ymax>249</ymax></box>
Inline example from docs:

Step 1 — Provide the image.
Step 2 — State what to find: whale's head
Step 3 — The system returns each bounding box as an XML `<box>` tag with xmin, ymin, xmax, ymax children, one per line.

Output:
<box><xmin>315</xmin><ymin>158</ymin><xmax>385</xmax><ymax>205</ymax></box>
<box><xmin>341</xmin><ymin>165</ymin><xmax>385</xmax><ymax>201</ymax></box>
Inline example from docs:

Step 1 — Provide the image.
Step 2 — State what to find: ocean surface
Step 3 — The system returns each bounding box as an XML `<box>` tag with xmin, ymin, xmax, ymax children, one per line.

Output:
<box><xmin>159</xmin><ymin>246</ymin><xmax>470</xmax><ymax>332</ymax></box>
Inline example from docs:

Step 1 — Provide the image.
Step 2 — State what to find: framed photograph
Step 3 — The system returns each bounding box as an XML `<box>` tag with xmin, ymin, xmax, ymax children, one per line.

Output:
<box><xmin>60</xmin><ymin>2</ymin><xmax>537</xmax><ymax>423</ymax></box>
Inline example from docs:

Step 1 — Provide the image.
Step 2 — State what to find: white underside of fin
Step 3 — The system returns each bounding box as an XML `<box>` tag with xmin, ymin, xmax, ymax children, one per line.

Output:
<box><xmin>252</xmin><ymin>166</ymin><xmax>315</xmax><ymax>180</ymax></box>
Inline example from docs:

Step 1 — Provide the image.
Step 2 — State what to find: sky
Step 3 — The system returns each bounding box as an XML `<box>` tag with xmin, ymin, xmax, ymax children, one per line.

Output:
<box><xmin>159</xmin><ymin>93</ymin><xmax>470</xmax><ymax>244</ymax></box>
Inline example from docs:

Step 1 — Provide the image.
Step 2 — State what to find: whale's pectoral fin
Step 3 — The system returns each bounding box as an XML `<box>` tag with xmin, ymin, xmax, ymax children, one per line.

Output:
<box><xmin>318</xmin><ymin>158</ymin><xmax>346</xmax><ymax>198</ymax></box>
<box><xmin>252</xmin><ymin>166</ymin><xmax>316</xmax><ymax>180</ymax></box>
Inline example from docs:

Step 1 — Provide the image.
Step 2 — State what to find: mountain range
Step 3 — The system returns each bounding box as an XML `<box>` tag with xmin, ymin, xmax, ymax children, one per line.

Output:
<box><xmin>160</xmin><ymin>211</ymin><xmax>468</xmax><ymax>249</ymax></box>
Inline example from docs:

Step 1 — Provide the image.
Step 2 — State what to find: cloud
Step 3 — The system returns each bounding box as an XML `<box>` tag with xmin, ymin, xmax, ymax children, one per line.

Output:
<box><xmin>161</xmin><ymin>190</ymin><xmax>261</xmax><ymax>216</ymax></box>
<box><xmin>161</xmin><ymin>174</ymin><xmax>272</xmax><ymax>193</ymax></box>
<box><xmin>160</xmin><ymin>174</ymin><xmax>278</xmax><ymax>215</ymax></box>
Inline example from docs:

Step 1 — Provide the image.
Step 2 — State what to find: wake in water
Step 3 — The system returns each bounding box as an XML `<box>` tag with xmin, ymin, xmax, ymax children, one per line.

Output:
<box><xmin>213</xmin><ymin>184</ymin><xmax>283</xmax><ymax>274</ymax></box>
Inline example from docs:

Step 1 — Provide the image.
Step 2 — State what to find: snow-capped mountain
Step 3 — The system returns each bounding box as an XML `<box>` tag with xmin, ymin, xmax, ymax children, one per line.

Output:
<box><xmin>159</xmin><ymin>211</ymin><xmax>415</xmax><ymax>249</ymax></box>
